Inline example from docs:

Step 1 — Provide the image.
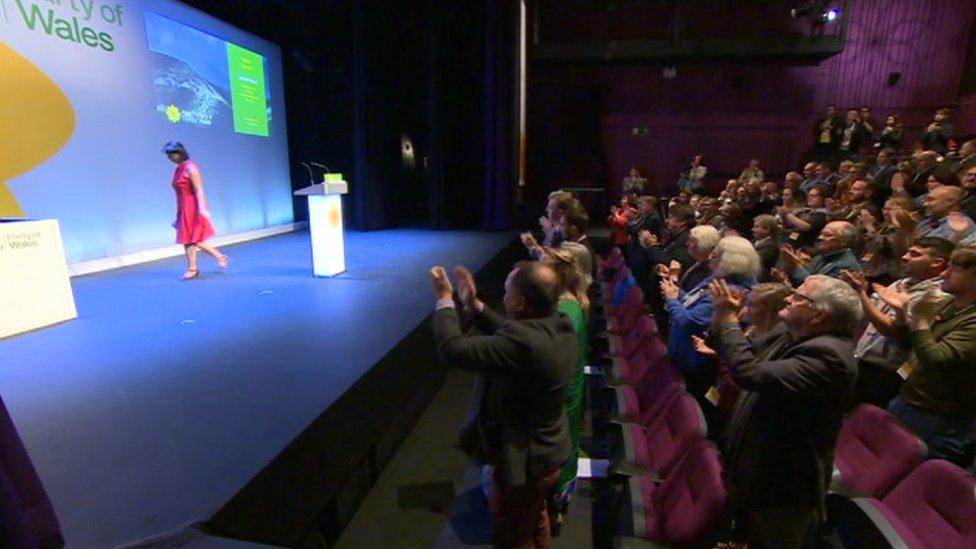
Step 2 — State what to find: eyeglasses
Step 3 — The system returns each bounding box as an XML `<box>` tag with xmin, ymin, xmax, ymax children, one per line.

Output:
<box><xmin>791</xmin><ymin>290</ymin><xmax>818</xmax><ymax>306</ymax></box>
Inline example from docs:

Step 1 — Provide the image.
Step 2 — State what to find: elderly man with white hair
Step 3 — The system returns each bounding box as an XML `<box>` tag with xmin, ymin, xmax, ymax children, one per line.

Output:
<box><xmin>781</xmin><ymin>220</ymin><xmax>862</xmax><ymax>286</ymax></box>
<box><xmin>709</xmin><ymin>274</ymin><xmax>862</xmax><ymax>549</ymax></box>
<box><xmin>659</xmin><ymin>235</ymin><xmax>759</xmax><ymax>395</ymax></box>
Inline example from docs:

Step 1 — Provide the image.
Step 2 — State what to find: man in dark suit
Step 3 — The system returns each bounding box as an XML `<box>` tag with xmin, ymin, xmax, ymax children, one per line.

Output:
<box><xmin>430</xmin><ymin>261</ymin><xmax>577</xmax><ymax>547</ymax></box>
<box><xmin>710</xmin><ymin>275</ymin><xmax>861</xmax><ymax>548</ymax></box>
<box><xmin>870</xmin><ymin>148</ymin><xmax>898</xmax><ymax>206</ymax></box>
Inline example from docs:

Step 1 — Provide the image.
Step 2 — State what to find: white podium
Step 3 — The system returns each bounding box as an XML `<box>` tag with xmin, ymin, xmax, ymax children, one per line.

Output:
<box><xmin>0</xmin><ymin>219</ymin><xmax>77</xmax><ymax>338</ymax></box>
<box><xmin>294</xmin><ymin>175</ymin><xmax>349</xmax><ymax>277</ymax></box>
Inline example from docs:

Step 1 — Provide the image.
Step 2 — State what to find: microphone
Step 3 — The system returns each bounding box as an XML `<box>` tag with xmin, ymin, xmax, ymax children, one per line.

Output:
<box><xmin>300</xmin><ymin>161</ymin><xmax>314</xmax><ymax>185</ymax></box>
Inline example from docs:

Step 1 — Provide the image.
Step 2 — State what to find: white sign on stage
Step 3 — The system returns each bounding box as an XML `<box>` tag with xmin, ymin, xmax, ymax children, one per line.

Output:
<box><xmin>0</xmin><ymin>220</ymin><xmax>78</xmax><ymax>339</ymax></box>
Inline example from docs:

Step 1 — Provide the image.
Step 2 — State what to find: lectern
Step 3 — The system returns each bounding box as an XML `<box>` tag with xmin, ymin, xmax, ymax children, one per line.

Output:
<box><xmin>0</xmin><ymin>219</ymin><xmax>77</xmax><ymax>338</ymax></box>
<box><xmin>294</xmin><ymin>173</ymin><xmax>349</xmax><ymax>277</ymax></box>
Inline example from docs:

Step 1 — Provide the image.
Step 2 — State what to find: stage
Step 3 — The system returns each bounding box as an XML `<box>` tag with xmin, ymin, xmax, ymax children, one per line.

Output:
<box><xmin>0</xmin><ymin>229</ymin><xmax>514</xmax><ymax>548</ymax></box>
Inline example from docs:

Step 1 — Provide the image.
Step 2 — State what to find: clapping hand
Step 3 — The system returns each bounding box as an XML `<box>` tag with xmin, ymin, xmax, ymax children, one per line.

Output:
<box><xmin>769</xmin><ymin>267</ymin><xmax>790</xmax><ymax>284</ymax></box>
<box><xmin>659</xmin><ymin>277</ymin><xmax>680</xmax><ymax>300</ymax></box>
<box><xmin>910</xmin><ymin>288</ymin><xmax>944</xmax><ymax>322</ymax></box>
<box><xmin>430</xmin><ymin>266</ymin><xmax>453</xmax><ymax>301</ymax></box>
<box><xmin>520</xmin><ymin>231</ymin><xmax>539</xmax><ymax>249</ymax></box>
<box><xmin>538</xmin><ymin>216</ymin><xmax>552</xmax><ymax>232</ymax></box>
<box><xmin>638</xmin><ymin>230</ymin><xmax>658</xmax><ymax>248</ymax></box>
<box><xmin>947</xmin><ymin>212</ymin><xmax>972</xmax><ymax>239</ymax></box>
<box><xmin>669</xmin><ymin>259</ymin><xmax>683</xmax><ymax>279</ymax></box>
<box><xmin>454</xmin><ymin>265</ymin><xmax>482</xmax><ymax>311</ymax></box>
<box><xmin>709</xmin><ymin>279</ymin><xmax>743</xmax><ymax>314</ymax></box>
<box><xmin>890</xmin><ymin>208</ymin><xmax>917</xmax><ymax>232</ymax></box>
<box><xmin>780</xmin><ymin>245</ymin><xmax>804</xmax><ymax>268</ymax></box>
<box><xmin>872</xmin><ymin>282</ymin><xmax>909</xmax><ymax>311</ymax></box>
<box><xmin>655</xmin><ymin>264</ymin><xmax>671</xmax><ymax>279</ymax></box>
<box><xmin>841</xmin><ymin>269</ymin><xmax>869</xmax><ymax>295</ymax></box>
<box><xmin>691</xmin><ymin>335</ymin><xmax>717</xmax><ymax>357</ymax></box>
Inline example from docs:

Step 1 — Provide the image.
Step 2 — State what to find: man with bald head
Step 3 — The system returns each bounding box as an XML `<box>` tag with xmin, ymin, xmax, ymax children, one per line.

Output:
<box><xmin>430</xmin><ymin>261</ymin><xmax>577</xmax><ymax>547</ymax></box>
<box><xmin>783</xmin><ymin>221</ymin><xmax>863</xmax><ymax>285</ymax></box>
<box><xmin>919</xmin><ymin>185</ymin><xmax>975</xmax><ymax>243</ymax></box>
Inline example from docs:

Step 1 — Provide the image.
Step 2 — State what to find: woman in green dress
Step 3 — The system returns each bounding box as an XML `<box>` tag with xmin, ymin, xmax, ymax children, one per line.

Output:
<box><xmin>541</xmin><ymin>247</ymin><xmax>590</xmax><ymax>531</ymax></box>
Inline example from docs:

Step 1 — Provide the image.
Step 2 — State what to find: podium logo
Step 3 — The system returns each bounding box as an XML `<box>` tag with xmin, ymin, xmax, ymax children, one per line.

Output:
<box><xmin>3</xmin><ymin>0</ymin><xmax>123</xmax><ymax>52</ymax></box>
<box><xmin>0</xmin><ymin>42</ymin><xmax>76</xmax><ymax>217</ymax></box>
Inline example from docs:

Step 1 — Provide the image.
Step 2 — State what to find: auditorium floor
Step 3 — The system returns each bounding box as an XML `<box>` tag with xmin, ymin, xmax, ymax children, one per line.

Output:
<box><xmin>336</xmin><ymin>367</ymin><xmax>594</xmax><ymax>548</ymax></box>
<box><xmin>0</xmin><ymin>229</ymin><xmax>512</xmax><ymax>548</ymax></box>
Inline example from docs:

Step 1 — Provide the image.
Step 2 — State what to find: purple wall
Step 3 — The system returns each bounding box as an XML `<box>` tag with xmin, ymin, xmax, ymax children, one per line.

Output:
<box><xmin>527</xmin><ymin>0</ymin><xmax>976</xmax><ymax>198</ymax></box>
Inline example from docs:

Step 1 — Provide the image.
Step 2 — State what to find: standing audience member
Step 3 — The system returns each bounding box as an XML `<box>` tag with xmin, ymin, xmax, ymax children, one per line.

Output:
<box><xmin>782</xmin><ymin>221</ymin><xmax>862</xmax><ymax>285</ymax></box>
<box><xmin>874</xmin><ymin>114</ymin><xmax>903</xmax><ymax>153</ymax></box>
<box><xmin>919</xmin><ymin>108</ymin><xmax>954</xmax><ymax>155</ymax></box>
<box><xmin>608</xmin><ymin>196</ymin><xmax>637</xmax><ymax>255</ymax></box>
<box><xmin>710</xmin><ymin>275</ymin><xmax>861</xmax><ymax>548</ymax></box>
<box><xmin>871</xmin><ymin>148</ymin><xmax>898</xmax><ymax>205</ymax></box>
<box><xmin>877</xmin><ymin>248</ymin><xmax>976</xmax><ymax>466</ymax></box>
<box><xmin>625</xmin><ymin>196</ymin><xmax>663</xmax><ymax>300</ymax></box>
<box><xmin>661</xmin><ymin>236</ymin><xmax>759</xmax><ymax>396</ymax></box>
<box><xmin>752</xmin><ymin>214</ymin><xmax>782</xmax><ymax>282</ymax></box>
<box><xmin>657</xmin><ymin>224</ymin><xmax>721</xmax><ymax>293</ymax></box>
<box><xmin>678</xmin><ymin>153</ymin><xmax>707</xmax><ymax>193</ymax></box>
<box><xmin>430</xmin><ymin>262</ymin><xmax>576</xmax><ymax>548</ymax></box>
<box><xmin>622</xmin><ymin>166</ymin><xmax>649</xmax><ymax>196</ymax></box>
<box><xmin>843</xmin><ymin>237</ymin><xmax>953</xmax><ymax>407</ymax></box>
<box><xmin>540</xmin><ymin>248</ymin><xmax>590</xmax><ymax>531</ymax></box>
<box><xmin>738</xmin><ymin>159</ymin><xmax>764</xmax><ymax>186</ymax></box>
<box><xmin>779</xmin><ymin>184</ymin><xmax>829</xmax><ymax>250</ymax></box>
<box><xmin>858</xmin><ymin>197</ymin><xmax>914</xmax><ymax>284</ymax></box>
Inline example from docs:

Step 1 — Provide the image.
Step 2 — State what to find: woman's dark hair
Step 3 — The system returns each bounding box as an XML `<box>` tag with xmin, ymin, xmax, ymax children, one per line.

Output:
<box><xmin>162</xmin><ymin>141</ymin><xmax>189</xmax><ymax>159</ymax></box>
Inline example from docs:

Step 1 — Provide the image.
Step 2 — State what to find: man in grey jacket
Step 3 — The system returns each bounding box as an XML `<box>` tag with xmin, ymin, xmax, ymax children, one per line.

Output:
<box><xmin>782</xmin><ymin>221</ymin><xmax>862</xmax><ymax>286</ymax></box>
<box><xmin>430</xmin><ymin>261</ymin><xmax>577</xmax><ymax>547</ymax></box>
<box><xmin>710</xmin><ymin>275</ymin><xmax>861</xmax><ymax>548</ymax></box>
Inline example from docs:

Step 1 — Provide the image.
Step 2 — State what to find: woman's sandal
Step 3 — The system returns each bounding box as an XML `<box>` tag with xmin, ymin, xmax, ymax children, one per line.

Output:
<box><xmin>181</xmin><ymin>268</ymin><xmax>200</xmax><ymax>280</ymax></box>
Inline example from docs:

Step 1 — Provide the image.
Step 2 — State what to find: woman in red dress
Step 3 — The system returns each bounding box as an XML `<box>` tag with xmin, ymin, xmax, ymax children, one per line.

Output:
<box><xmin>163</xmin><ymin>141</ymin><xmax>227</xmax><ymax>279</ymax></box>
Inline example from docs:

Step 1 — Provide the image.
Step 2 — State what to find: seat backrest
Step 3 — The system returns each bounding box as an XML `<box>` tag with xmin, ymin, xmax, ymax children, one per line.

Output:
<box><xmin>883</xmin><ymin>459</ymin><xmax>976</xmax><ymax>546</ymax></box>
<box><xmin>650</xmin><ymin>439</ymin><xmax>727</xmax><ymax>544</ymax></box>
<box><xmin>636</xmin><ymin>371</ymin><xmax>684</xmax><ymax>426</ymax></box>
<box><xmin>642</xmin><ymin>392</ymin><xmax>707</xmax><ymax>476</ymax></box>
<box><xmin>613</xmin><ymin>287</ymin><xmax>646</xmax><ymax>331</ymax></box>
<box><xmin>833</xmin><ymin>404</ymin><xmax>927</xmax><ymax>498</ymax></box>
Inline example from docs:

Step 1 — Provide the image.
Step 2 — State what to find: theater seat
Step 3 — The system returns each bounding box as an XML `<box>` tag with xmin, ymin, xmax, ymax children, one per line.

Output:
<box><xmin>831</xmin><ymin>404</ymin><xmax>927</xmax><ymax>499</ymax></box>
<box><xmin>836</xmin><ymin>459</ymin><xmax>976</xmax><ymax>548</ymax></box>
<box><xmin>611</xmin><ymin>365</ymin><xmax>683</xmax><ymax>425</ymax></box>
<box><xmin>616</xmin><ymin>439</ymin><xmax>726</xmax><ymax>546</ymax></box>
<box><xmin>612</xmin><ymin>392</ymin><xmax>707</xmax><ymax>481</ymax></box>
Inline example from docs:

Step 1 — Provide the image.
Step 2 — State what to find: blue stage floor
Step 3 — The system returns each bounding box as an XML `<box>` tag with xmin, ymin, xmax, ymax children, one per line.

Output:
<box><xmin>0</xmin><ymin>229</ymin><xmax>513</xmax><ymax>548</ymax></box>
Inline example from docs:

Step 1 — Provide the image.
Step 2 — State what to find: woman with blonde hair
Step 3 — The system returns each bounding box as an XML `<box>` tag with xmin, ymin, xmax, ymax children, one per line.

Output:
<box><xmin>540</xmin><ymin>248</ymin><xmax>588</xmax><ymax>528</ymax></box>
<box><xmin>660</xmin><ymin>236</ymin><xmax>759</xmax><ymax>395</ymax></box>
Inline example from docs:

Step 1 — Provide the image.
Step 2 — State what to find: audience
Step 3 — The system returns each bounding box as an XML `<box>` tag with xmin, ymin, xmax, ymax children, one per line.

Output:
<box><xmin>446</xmin><ymin>112</ymin><xmax>976</xmax><ymax>543</ymax></box>
<box><xmin>845</xmin><ymin>237</ymin><xmax>954</xmax><ymax>407</ymax></box>
<box><xmin>662</xmin><ymin>236</ymin><xmax>759</xmax><ymax>396</ymax></box>
<box><xmin>540</xmin><ymin>248</ymin><xmax>590</xmax><ymax>530</ymax></box>
<box><xmin>782</xmin><ymin>220</ymin><xmax>862</xmax><ymax>285</ymax></box>
<box><xmin>711</xmin><ymin>275</ymin><xmax>861</xmax><ymax>547</ymax></box>
<box><xmin>622</xmin><ymin>166</ymin><xmax>648</xmax><ymax>196</ymax></box>
<box><xmin>430</xmin><ymin>261</ymin><xmax>577</xmax><ymax>547</ymax></box>
<box><xmin>879</xmin><ymin>247</ymin><xmax>976</xmax><ymax>466</ymax></box>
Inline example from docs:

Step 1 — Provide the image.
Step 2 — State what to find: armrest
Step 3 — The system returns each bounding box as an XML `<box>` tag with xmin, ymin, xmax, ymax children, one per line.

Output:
<box><xmin>834</xmin><ymin>497</ymin><xmax>915</xmax><ymax>549</ymax></box>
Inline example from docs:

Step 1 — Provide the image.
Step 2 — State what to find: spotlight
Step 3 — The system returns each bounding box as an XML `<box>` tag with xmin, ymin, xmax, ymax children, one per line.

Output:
<box><xmin>822</xmin><ymin>7</ymin><xmax>840</xmax><ymax>23</ymax></box>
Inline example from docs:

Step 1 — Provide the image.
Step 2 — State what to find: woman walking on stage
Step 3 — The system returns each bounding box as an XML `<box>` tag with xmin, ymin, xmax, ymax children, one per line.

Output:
<box><xmin>163</xmin><ymin>141</ymin><xmax>228</xmax><ymax>280</ymax></box>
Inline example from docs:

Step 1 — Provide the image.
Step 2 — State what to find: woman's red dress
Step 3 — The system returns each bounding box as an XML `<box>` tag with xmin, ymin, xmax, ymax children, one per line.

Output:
<box><xmin>171</xmin><ymin>160</ymin><xmax>216</xmax><ymax>244</ymax></box>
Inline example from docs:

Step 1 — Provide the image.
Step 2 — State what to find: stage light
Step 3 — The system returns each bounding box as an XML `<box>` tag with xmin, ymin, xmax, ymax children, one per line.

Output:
<box><xmin>822</xmin><ymin>7</ymin><xmax>840</xmax><ymax>23</ymax></box>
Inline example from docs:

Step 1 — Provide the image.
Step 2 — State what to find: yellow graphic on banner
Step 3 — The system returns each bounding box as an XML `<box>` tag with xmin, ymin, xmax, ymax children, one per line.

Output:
<box><xmin>0</xmin><ymin>42</ymin><xmax>76</xmax><ymax>217</ymax></box>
